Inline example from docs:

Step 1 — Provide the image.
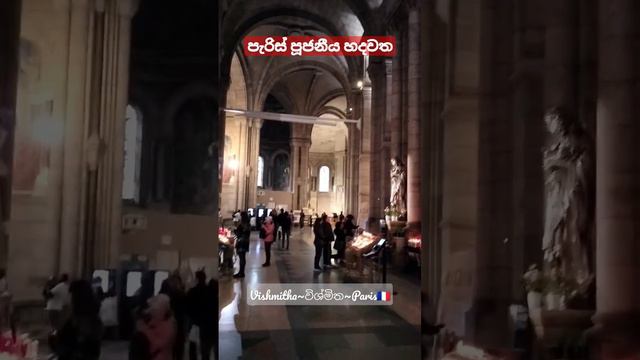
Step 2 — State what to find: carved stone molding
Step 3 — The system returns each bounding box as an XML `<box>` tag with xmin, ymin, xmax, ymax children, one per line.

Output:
<box><xmin>116</xmin><ymin>0</ymin><xmax>139</xmax><ymax>18</ymax></box>
<box><xmin>85</xmin><ymin>133</ymin><xmax>106</xmax><ymax>171</ymax></box>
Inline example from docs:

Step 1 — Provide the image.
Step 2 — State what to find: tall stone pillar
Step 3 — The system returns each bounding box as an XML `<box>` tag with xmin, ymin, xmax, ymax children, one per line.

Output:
<box><xmin>390</xmin><ymin>34</ymin><xmax>403</xmax><ymax>161</ymax></box>
<box><xmin>59</xmin><ymin>0</ymin><xmax>94</xmax><ymax>275</ymax></box>
<box><xmin>406</xmin><ymin>7</ymin><xmax>421</xmax><ymax>231</ymax></box>
<box><xmin>290</xmin><ymin>138</ymin><xmax>311</xmax><ymax>210</ymax></box>
<box><xmin>245</xmin><ymin>119</ymin><xmax>261</xmax><ymax>208</ymax></box>
<box><xmin>0</xmin><ymin>0</ymin><xmax>21</xmax><ymax>268</ymax></box>
<box><xmin>382</xmin><ymin>59</ymin><xmax>393</xmax><ymax>207</ymax></box>
<box><xmin>300</xmin><ymin>139</ymin><xmax>311</xmax><ymax>210</ymax></box>
<box><xmin>82</xmin><ymin>0</ymin><xmax>138</xmax><ymax>272</ymax></box>
<box><xmin>368</xmin><ymin>60</ymin><xmax>387</xmax><ymax>225</ymax></box>
<box><xmin>357</xmin><ymin>81</ymin><xmax>372</xmax><ymax>227</ymax></box>
<box><xmin>290</xmin><ymin>139</ymin><xmax>301</xmax><ymax>209</ymax></box>
<box><xmin>235</xmin><ymin>117</ymin><xmax>248</xmax><ymax>210</ymax></box>
<box><xmin>592</xmin><ymin>0</ymin><xmax>640</xmax><ymax>357</ymax></box>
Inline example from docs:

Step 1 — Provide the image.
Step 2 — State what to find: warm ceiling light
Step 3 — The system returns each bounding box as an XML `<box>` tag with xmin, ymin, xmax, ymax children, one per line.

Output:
<box><xmin>356</xmin><ymin>80</ymin><xmax>364</xmax><ymax>89</ymax></box>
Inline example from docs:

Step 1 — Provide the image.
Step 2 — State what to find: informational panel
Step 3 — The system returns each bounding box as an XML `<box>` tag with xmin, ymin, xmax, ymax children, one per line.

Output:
<box><xmin>154</xmin><ymin>271</ymin><xmax>169</xmax><ymax>295</ymax></box>
<box><xmin>92</xmin><ymin>269</ymin><xmax>110</xmax><ymax>292</ymax></box>
<box><xmin>125</xmin><ymin>271</ymin><xmax>142</xmax><ymax>297</ymax></box>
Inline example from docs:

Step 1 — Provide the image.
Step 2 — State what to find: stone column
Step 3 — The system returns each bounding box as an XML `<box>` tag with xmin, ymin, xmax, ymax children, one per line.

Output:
<box><xmin>592</xmin><ymin>0</ymin><xmax>640</xmax><ymax>356</ymax></box>
<box><xmin>544</xmin><ymin>0</ymin><xmax>578</xmax><ymax>110</ymax></box>
<box><xmin>59</xmin><ymin>0</ymin><xmax>94</xmax><ymax>276</ymax></box>
<box><xmin>245</xmin><ymin>119</ymin><xmax>261</xmax><ymax>208</ymax></box>
<box><xmin>368</xmin><ymin>59</ymin><xmax>386</xmax><ymax>225</ymax></box>
<box><xmin>299</xmin><ymin>139</ymin><xmax>311</xmax><ymax>209</ymax></box>
<box><xmin>0</xmin><ymin>0</ymin><xmax>21</xmax><ymax>268</ymax></box>
<box><xmin>390</xmin><ymin>33</ymin><xmax>403</xmax><ymax>160</ymax></box>
<box><xmin>290</xmin><ymin>139</ymin><xmax>301</xmax><ymax>209</ymax></box>
<box><xmin>235</xmin><ymin>117</ymin><xmax>248</xmax><ymax>210</ymax></box>
<box><xmin>406</xmin><ymin>7</ymin><xmax>421</xmax><ymax>230</ymax></box>
<box><xmin>357</xmin><ymin>81</ymin><xmax>372</xmax><ymax>227</ymax></box>
<box><xmin>290</xmin><ymin>137</ymin><xmax>311</xmax><ymax>210</ymax></box>
<box><xmin>82</xmin><ymin>0</ymin><xmax>138</xmax><ymax>272</ymax></box>
<box><xmin>383</xmin><ymin>59</ymin><xmax>393</xmax><ymax>206</ymax></box>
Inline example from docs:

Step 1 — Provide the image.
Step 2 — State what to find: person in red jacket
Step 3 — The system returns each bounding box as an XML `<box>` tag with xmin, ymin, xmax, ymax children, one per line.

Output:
<box><xmin>261</xmin><ymin>217</ymin><xmax>275</xmax><ymax>267</ymax></box>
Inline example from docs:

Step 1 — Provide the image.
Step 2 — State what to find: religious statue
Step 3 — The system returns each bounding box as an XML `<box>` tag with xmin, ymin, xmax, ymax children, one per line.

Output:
<box><xmin>542</xmin><ymin>107</ymin><xmax>594</xmax><ymax>291</ymax></box>
<box><xmin>390</xmin><ymin>157</ymin><xmax>407</xmax><ymax>215</ymax></box>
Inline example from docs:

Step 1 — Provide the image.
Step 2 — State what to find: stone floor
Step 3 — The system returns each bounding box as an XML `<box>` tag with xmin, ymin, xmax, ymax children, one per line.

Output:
<box><xmin>30</xmin><ymin>227</ymin><xmax>420</xmax><ymax>359</ymax></box>
<box><xmin>219</xmin><ymin>227</ymin><xmax>421</xmax><ymax>360</ymax></box>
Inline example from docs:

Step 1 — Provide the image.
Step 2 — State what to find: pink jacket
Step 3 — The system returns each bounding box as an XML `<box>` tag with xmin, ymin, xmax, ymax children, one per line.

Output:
<box><xmin>262</xmin><ymin>222</ymin><xmax>275</xmax><ymax>243</ymax></box>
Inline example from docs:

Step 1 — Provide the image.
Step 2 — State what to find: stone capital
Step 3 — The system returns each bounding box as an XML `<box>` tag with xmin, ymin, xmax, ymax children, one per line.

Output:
<box><xmin>70</xmin><ymin>0</ymin><xmax>92</xmax><ymax>9</ymax></box>
<box><xmin>52</xmin><ymin>0</ymin><xmax>70</xmax><ymax>11</ymax></box>
<box><xmin>384</xmin><ymin>59</ymin><xmax>393</xmax><ymax>76</ymax></box>
<box><xmin>367</xmin><ymin>59</ymin><xmax>387</xmax><ymax>79</ymax></box>
<box><xmin>116</xmin><ymin>0</ymin><xmax>139</xmax><ymax>18</ymax></box>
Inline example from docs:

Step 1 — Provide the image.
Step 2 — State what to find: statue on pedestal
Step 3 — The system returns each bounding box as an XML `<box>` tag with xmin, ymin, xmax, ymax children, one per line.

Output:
<box><xmin>542</xmin><ymin>107</ymin><xmax>594</xmax><ymax>292</ymax></box>
<box><xmin>390</xmin><ymin>157</ymin><xmax>406</xmax><ymax>216</ymax></box>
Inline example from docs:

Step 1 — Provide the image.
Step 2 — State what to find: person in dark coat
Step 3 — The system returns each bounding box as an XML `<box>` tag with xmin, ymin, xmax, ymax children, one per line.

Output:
<box><xmin>300</xmin><ymin>211</ymin><xmax>305</xmax><ymax>228</ymax></box>
<box><xmin>321</xmin><ymin>214</ymin><xmax>334</xmax><ymax>268</ymax></box>
<box><xmin>282</xmin><ymin>211</ymin><xmax>292</xmax><ymax>249</ymax></box>
<box><xmin>344</xmin><ymin>215</ymin><xmax>357</xmax><ymax>239</ymax></box>
<box><xmin>234</xmin><ymin>211</ymin><xmax>251</xmax><ymax>278</ymax></box>
<box><xmin>333</xmin><ymin>221</ymin><xmax>347</xmax><ymax>265</ymax></box>
<box><xmin>313</xmin><ymin>218</ymin><xmax>324</xmax><ymax>271</ymax></box>
<box><xmin>187</xmin><ymin>271</ymin><xmax>216</xmax><ymax>360</ymax></box>
<box><xmin>53</xmin><ymin>280</ymin><xmax>103</xmax><ymax>360</ymax></box>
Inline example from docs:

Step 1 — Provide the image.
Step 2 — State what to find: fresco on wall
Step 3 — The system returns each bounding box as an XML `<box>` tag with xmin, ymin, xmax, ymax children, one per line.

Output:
<box><xmin>12</xmin><ymin>38</ymin><xmax>50</xmax><ymax>196</ymax></box>
<box><xmin>12</xmin><ymin>100</ymin><xmax>52</xmax><ymax>195</ymax></box>
<box><xmin>222</xmin><ymin>135</ymin><xmax>236</xmax><ymax>184</ymax></box>
<box><xmin>272</xmin><ymin>153</ymin><xmax>290</xmax><ymax>191</ymax></box>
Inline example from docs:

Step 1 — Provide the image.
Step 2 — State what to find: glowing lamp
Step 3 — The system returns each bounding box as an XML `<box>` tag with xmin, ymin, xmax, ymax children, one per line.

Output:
<box><xmin>228</xmin><ymin>158</ymin><xmax>239</xmax><ymax>170</ymax></box>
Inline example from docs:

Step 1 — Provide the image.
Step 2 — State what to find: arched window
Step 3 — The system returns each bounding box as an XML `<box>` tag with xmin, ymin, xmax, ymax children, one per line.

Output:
<box><xmin>318</xmin><ymin>166</ymin><xmax>330</xmax><ymax>193</ymax></box>
<box><xmin>257</xmin><ymin>156</ymin><xmax>264</xmax><ymax>187</ymax></box>
<box><xmin>122</xmin><ymin>105</ymin><xmax>142</xmax><ymax>202</ymax></box>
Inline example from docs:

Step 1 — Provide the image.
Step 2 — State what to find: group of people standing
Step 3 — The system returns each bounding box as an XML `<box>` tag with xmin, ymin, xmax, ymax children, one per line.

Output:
<box><xmin>35</xmin><ymin>269</ymin><xmax>217</xmax><ymax>360</ymax></box>
<box><xmin>231</xmin><ymin>208</ymin><xmax>295</xmax><ymax>278</ymax></box>
<box><xmin>313</xmin><ymin>213</ymin><xmax>357</xmax><ymax>271</ymax></box>
<box><xmin>130</xmin><ymin>270</ymin><xmax>218</xmax><ymax>360</ymax></box>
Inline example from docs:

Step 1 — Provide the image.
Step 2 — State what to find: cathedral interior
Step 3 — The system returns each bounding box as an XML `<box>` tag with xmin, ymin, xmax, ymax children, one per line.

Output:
<box><xmin>0</xmin><ymin>0</ymin><xmax>639</xmax><ymax>359</ymax></box>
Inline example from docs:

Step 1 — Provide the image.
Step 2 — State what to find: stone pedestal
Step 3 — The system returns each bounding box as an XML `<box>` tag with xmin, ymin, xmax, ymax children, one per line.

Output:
<box><xmin>530</xmin><ymin>309</ymin><xmax>593</xmax><ymax>358</ymax></box>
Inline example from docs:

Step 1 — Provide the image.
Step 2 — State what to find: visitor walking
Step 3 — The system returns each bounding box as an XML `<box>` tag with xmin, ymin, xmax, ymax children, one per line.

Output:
<box><xmin>129</xmin><ymin>294</ymin><xmax>176</xmax><ymax>360</ymax></box>
<box><xmin>234</xmin><ymin>211</ymin><xmax>251</xmax><ymax>278</ymax></box>
<box><xmin>261</xmin><ymin>217</ymin><xmax>275</xmax><ymax>266</ymax></box>
<box><xmin>45</xmin><ymin>273</ymin><xmax>70</xmax><ymax>332</ymax></box>
<box><xmin>282</xmin><ymin>211</ymin><xmax>291</xmax><ymax>249</ymax></box>
<box><xmin>334</xmin><ymin>221</ymin><xmax>346</xmax><ymax>265</ymax></box>
<box><xmin>51</xmin><ymin>280</ymin><xmax>103</xmax><ymax>360</ymax></box>
<box><xmin>313</xmin><ymin>218</ymin><xmax>324</xmax><ymax>271</ymax></box>
<box><xmin>299</xmin><ymin>211</ymin><xmax>305</xmax><ymax>229</ymax></box>
<box><xmin>187</xmin><ymin>271</ymin><xmax>216</xmax><ymax>360</ymax></box>
<box><xmin>276</xmin><ymin>209</ymin><xmax>286</xmax><ymax>243</ymax></box>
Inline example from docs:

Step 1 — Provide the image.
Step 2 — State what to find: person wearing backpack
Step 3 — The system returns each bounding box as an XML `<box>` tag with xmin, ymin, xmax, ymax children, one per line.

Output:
<box><xmin>261</xmin><ymin>217</ymin><xmax>275</xmax><ymax>267</ymax></box>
